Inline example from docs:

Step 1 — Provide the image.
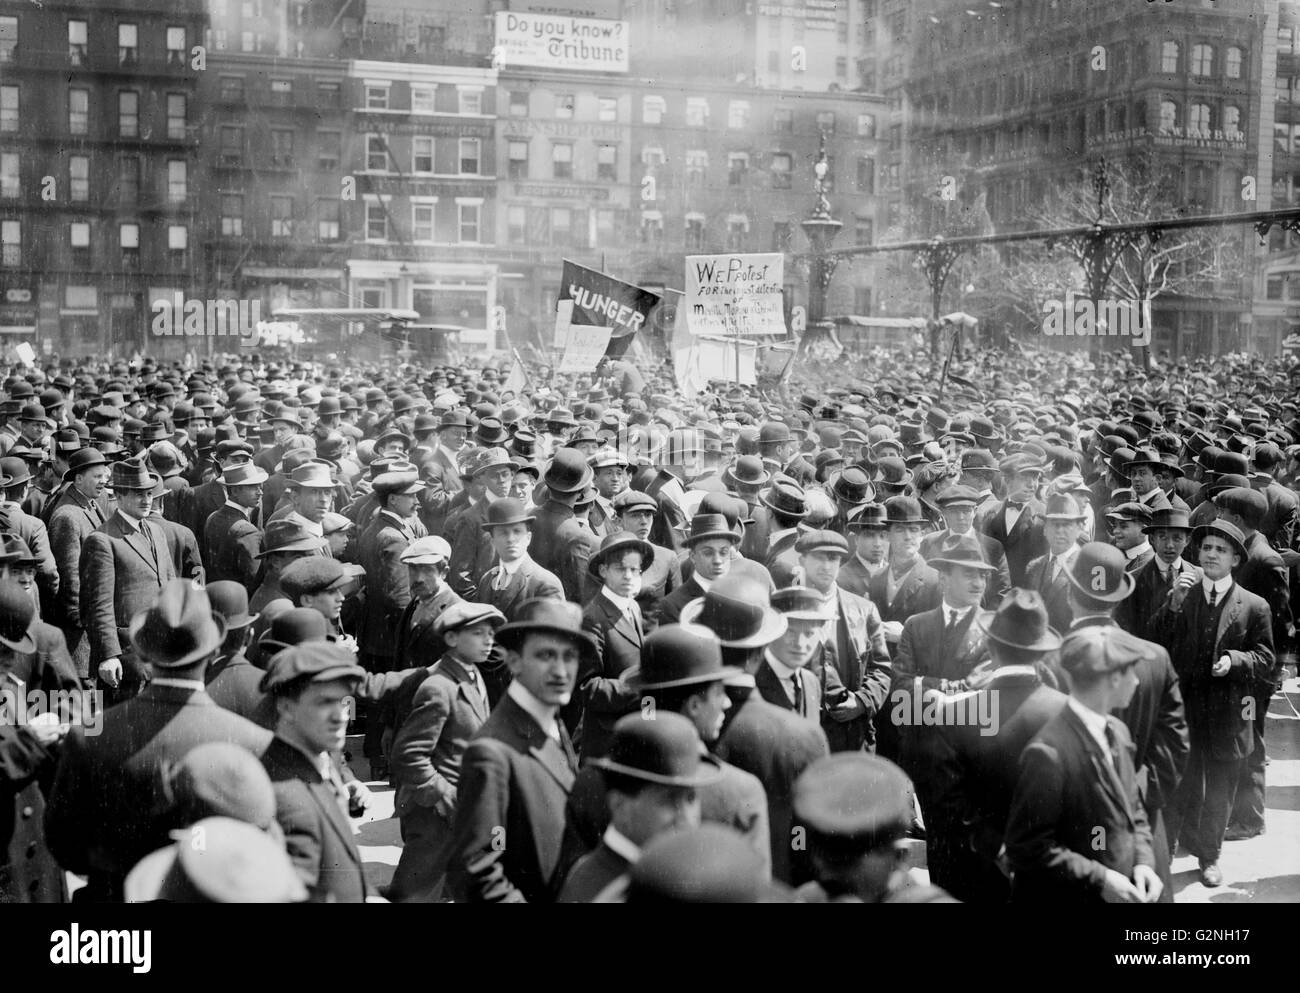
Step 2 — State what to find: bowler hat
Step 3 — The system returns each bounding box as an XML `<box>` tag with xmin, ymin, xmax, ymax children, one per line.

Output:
<box><xmin>495</xmin><ymin>598</ymin><xmax>599</xmax><ymax>664</ymax></box>
<box><xmin>588</xmin><ymin>712</ymin><xmax>724</xmax><ymax>788</ymax></box>
<box><xmin>374</xmin><ymin>429</ymin><xmax>412</xmax><ymax>452</ymax></box>
<box><xmin>679</xmin><ymin>574</ymin><xmax>787</xmax><ymax>649</ymax></box>
<box><xmin>0</xmin><ymin>579</ymin><xmax>35</xmax><ymax>652</ymax></box>
<box><xmin>588</xmin><ymin>530</ymin><xmax>654</xmax><ymax>578</ymax></box>
<box><xmin>975</xmin><ymin>588</ymin><xmax>1061</xmax><ymax>652</ymax></box>
<box><xmin>829</xmin><ymin>466</ymin><xmax>874</xmax><ymax>506</ymax></box>
<box><xmin>129</xmin><ymin>579</ymin><xmax>227</xmax><ymax>669</ymax></box>
<box><xmin>882</xmin><ymin>494</ymin><xmax>927</xmax><ymax>526</ymax></box>
<box><xmin>1192</xmin><ymin>519</ymin><xmax>1248</xmax><ymax>561</ymax></box>
<box><xmin>625</xmin><ymin>622</ymin><xmax>745</xmax><ymax>691</ymax></box>
<box><xmin>960</xmin><ymin>448</ymin><xmax>998</xmax><ymax>472</ymax></box>
<box><xmin>0</xmin><ymin>456</ymin><xmax>30</xmax><ymax>489</ymax></box>
<box><xmin>205</xmin><ymin>581</ymin><xmax>258</xmax><ymax>629</ymax></box>
<box><xmin>724</xmin><ymin>455</ymin><xmax>770</xmax><ymax>490</ymax></box>
<box><xmin>846</xmin><ymin>503</ymin><xmax>888</xmax><ymax>531</ymax></box>
<box><xmin>543</xmin><ymin>448</ymin><xmax>593</xmax><ymax>494</ymax></box>
<box><xmin>771</xmin><ymin>585</ymin><xmax>837</xmax><ymax>621</ymax></box>
<box><xmin>256</xmin><ymin>607</ymin><xmax>333</xmax><ymax>657</ymax></box>
<box><xmin>926</xmin><ymin>532</ymin><xmax>996</xmax><ymax>572</ymax></box>
<box><xmin>1125</xmin><ymin>447</ymin><xmax>1166</xmax><ymax>474</ymax></box>
<box><xmin>1064</xmin><ymin>541</ymin><xmax>1136</xmax><ymax>602</ymax></box>
<box><xmin>626</xmin><ymin>825</ymin><xmax>785</xmax><ymax>904</ymax></box>
<box><xmin>480</xmin><ymin>497</ymin><xmax>536</xmax><ymax>530</ymax></box>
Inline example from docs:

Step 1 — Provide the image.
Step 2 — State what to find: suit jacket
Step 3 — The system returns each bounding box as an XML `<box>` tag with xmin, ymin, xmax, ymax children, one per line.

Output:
<box><xmin>447</xmin><ymin>497</ymin><xmax>496</xmax><ymax>599</ymax></box>
<box><xmin>393</xmin><ymin>585</ymin><xmax>464</xmax><ymax>672</ymax></box>
<box><xmin>868</xmin><ymin>559</ymin><xmax>943</xmax><ymax>627</ymax></box>
<box><xmin>636</xmin><ymin>543</ymin><xmax>681</xmax><ymax>632</ymax></box>
<box><xmin>0</xmin><ymin>502</ymin><xmax>58</xmax><ymax>608</ymax></box>
<box><xmin>203</xmin><ymin>503</ymin><xmax>263</xmax><ymax>590</ymax></box>
<box><xmin>927</xmin><ymin>669</ymin><xmax>1068</xmax><ymax>902</ymax></box>
<box><xmin>557</xmin><ymin>840</ymin><xmax>630</xmax><ymax>903</ymax></box>
<box><xmin>754</xmin><ymin>658</ymin><xmax>825</xmax><ymax>722</ymax></box>
<box><xmin>1005</xmin><ymin>705</ymin><xmax>1154</xmax><ymax>904</ymax></box>
<box><xmin>657</xmin><ymin>574</ymin><xmax>705</xmax><ymax>626</ymax></box>
<box><xmin>48</xmin><ymin>486</ymin><xmax>105</xmax><ymax>634</ymax></box>
<box><xmin>0</xmin><ymin>726</ymin><xmax>62</xmax><ymax>904</ymax></box>
<box><xmin>357</xmin><ymin>510</ymin><xmax>428</xmax><ymax>664</ymax></box>
<box><xmin>1237</xmin><ymin>530</ymin><xmax>1292</xmax><ymax>668</ymax></box>
<box><xmin>1125</xmin><ymin>547</ymin><xmax>1155</xmax><ymax>575</ymax></box>
<box><xmin>176</xmin><ymin>478</ymin><xmax>228</xmax><ymax>560</ymax></box>
<box><xmin>205</xmin><ymin>651</ymin><xmax>275</xmax><ymax>729</ymax></box>
<box><xmin>920</xmin><ymin>529</ymin><xmax>1010</xmax><ymax>609</ymax></box>
<box><xmin>572</xmin><ymin>592</ymin><xmax>644</xmax><ymax>760</ymax></box>
<box><xmin>472</xmin><ymin>556</ymin><xmax>565</xmax><ymax>620</ymax></box>
<box><xmin>44</xmin><ymin>684</ymin><xmax>271</xmax><ymax>901</ymax></box>
<box><xmin>154</xmin><ymin>515</ymin><xmax>204</xmax><ymax>583</ymax></box>
<box><xmin>446</xmin><ymin>693</ymin><xmax>578</xmax><ymax>903</ymax></box>
<box><xmin>715</xmin><ymin>688</ymin><xmax>829</xmax><ymax>885</ymax></box>
<box><xmin>1150</xmin><ymin>580</ymin><xmax>1273</xmax><ymax>760</ymax></box>
<box><xmin>1256</xmin><ymin>476</ymin><xmax>1298</xmax><ymax>550</ymax></box>
<box><xmin>262</xmin><ymin>736</ymin><xmax>368</xmax><ymax>903</ymax></box>
<box><xmin>1115</xmin><ymin>556</ymin><xmax>1191</xmax><ymax>643</ymax></box>
<box><xmin>79</xmin><ymin>512</ymin><xmax>178</xmax><ymax>686</ymax></box>
<box><xmin>0</xmin><ymin>619</ymin><xmax>81</xmax><ymax>703</ymax></box>
<box><xmin>979</xmin><ymin>498</ymin><xmax>1047</xmax><ymax>588</ymax></box>
<box><xmin>1022</xmin><ymin>550</ymin><xmax>1077</xmax><ymax>636</ymax></box>
<box><xmin>836</xmin><ymin>554</ymin><xmax>884</xmax><ymax>599</ymax></box>
<box><xmin>819</xmin><ymin>586</ymin><xmax>892</xmax><ymax>753</ymax></box>
<box><xmin>529</xmin><ymin>501</ymin><xmax>598</xmax><ymax>602</ymax></box>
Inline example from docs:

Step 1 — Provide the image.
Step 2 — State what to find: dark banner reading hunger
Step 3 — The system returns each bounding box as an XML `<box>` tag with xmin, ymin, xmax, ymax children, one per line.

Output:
<box><xmin>559</xmin><ymin>259</ymin><xmax>661</xmax><ymax>361</ymax></box>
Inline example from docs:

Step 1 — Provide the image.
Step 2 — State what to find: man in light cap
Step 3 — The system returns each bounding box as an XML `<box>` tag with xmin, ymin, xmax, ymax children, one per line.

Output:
<box><xmin>357</xmin><ymin>468</ymin><xmax>428</xmax><ymax>675</ymax></box>
<box><xmin>920</xmin><ymin>484</ymin><xmax>1010</xmax><ymax>610</ymax></box>
<box><xmin>1105</xmin><ymin>501</ymin><xmax>1155</xmax><ymax>574</ymax></box>
<box><xmin>393</xmin><ymin>536</ymin><xmax>463</xmax><ymax>681</ymax></box>
<box><xmin>1005</xmin><ymin>626</ymin><xmax>1161</xmax><ymax>904</ymax></box>
<box><xmin>259</xmin><ymin>640</ymin><xmax>369</xmax><ymax>903</ymax></box>
<box><xmin>588</xmin><ymin>446</ymin><xmax>630</xmax><ymax>535</ymax></box>
<box><xmin>793</xmin><ymin>753</ymin><xmax>956</xmax><ymax>903</ymax></box>
<box><xmin>280</xmin><ymin>556</ymin><xmax>365</xmax><ymax>645</ymax></box>
<box><xmin>447</xmin><ymin>447</ymin><xmax>517</xmax><ymax>598</ymax></box>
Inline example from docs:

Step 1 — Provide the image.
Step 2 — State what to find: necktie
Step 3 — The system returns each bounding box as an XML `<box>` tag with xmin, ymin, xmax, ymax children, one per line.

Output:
<box><xmin>1103</xmin><ymin>723</ymin><xmax>1120</xmax><ymax>772</ymax></box>
<box><xmin>1207</xmin><ymin>585</ymin><xmax>1217</xmax><ymax>608</ymax></box>
<box><xmin>1040</xmin><ymin>557</ymin><xmax>1055</xmax><ymax>591</ymax></box>
<box><xmin>791</xmin><ymin>673</ymin><xmax>804</xmax><ymax>715</ymax></box>
<box><xmin>944</xmin><ymin>609</ymin><xmax>960</xmax><ymax>643</ymax></box>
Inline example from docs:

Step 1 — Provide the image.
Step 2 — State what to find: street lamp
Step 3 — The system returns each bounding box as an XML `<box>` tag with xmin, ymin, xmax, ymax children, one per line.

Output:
<box><xmin>800</xmin><ymin>132</ymin><xmax>843</xmax><ymax>356</ymax></box>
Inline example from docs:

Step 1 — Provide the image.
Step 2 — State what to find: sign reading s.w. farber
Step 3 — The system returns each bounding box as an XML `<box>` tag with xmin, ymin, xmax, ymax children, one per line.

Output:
<box><xmin>494</xmin><ymin>12</ymin><xmax>628</xmax><ymax>73</ymax></box>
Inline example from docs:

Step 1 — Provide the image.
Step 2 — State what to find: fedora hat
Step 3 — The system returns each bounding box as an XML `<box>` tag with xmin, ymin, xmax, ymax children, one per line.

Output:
<box><xmin>1042</xmin><ymin>492</ymin><xmax>1086</xmax><ymax>521</ymax></box>
<box><xmin>829</xmin><ymin>466</ymin><xmax>874</xmax><ymax>506</ymax></box>
<box><xmin>495</xmin><ymin>598</ymin><xmax>599</xmax><ymax>664</ymax></box>
<box><xmin>372</xmin><ymin>469</ymin><xmax>426</xmax><ymax>497</ymax></box>
<box><xmin>466</xmin><ymin>447</ymin><xmax>518</xmax><ymax>477</ymax></box>
<box><xmin>724</xmin><ymin>455</ymin><xmax>770</xmax><ymax>490</ymax></box>
<box><xmin>882</xmin><ymin>494</ymin><xmax>927</xmax><ymax>526</ymax></box>
<box><xmin>846</xmin><ymin>503</ymin><xmax>888</xmax><ymax>531</ymax></box>
<box><xmin>760</xmin><ymin>480</ymin><xmax>809</xmax><ymax>520</ymax></box>
<box><xmin>679</xmin><ymin>573</ymin><xmax>787</xmax><ymax>648</ymax></box>
<box><xmin>682</xmin><ymin>512</ymin><xmax>741</xmax><ymax>547</ymax></box>
<box><xmin>1142</xmin><ymin>507</ymin><xmax>1192</xmax><ymax>534</ymax></box>
<box><xmin>256</xmin><ymin>519</ymin><xmax>329</xmax><ymax>558</ymax></box>
<box><xmin>64</xmin><ymin>450</ymin><xmax>112</xmax><ymax>485</ymax></box>
<box><xmin>287</xmin><ymin>461</ymin><xmax>335</xmax><ymax>489</ymax></box>
<box><xmin>219</xmin><ymin>462</ymin><xmax>269</xmax><ymax>487</ymax></box>
<box><xmin>625</xmin><ymin>622</ymin><xmax>745</xmax><ymax>691</ymax></box>
<box><xmin>110</xmin><ymin>457</ymin><xmax>160</xmax><ymax>491</ymax></box>
<box><xmin>589</xmin><ymin>530</ymin><xmax>654</xmax><ymax>578</ymax></box>
<box><xmin>771</xmin><ymin>585</ymin><xmax>837</xmax><ymax>622</ymax></box>
<box><xmin>546</xmin><ymin>407</ymin><xmax>579</xmax><ymax>429</ymax></box>
<box><xmin>480</xmin><ymin>497</ymin><xmax>536</xmax><ymax>530</ymax></box>
<box><xmin>926</xmin><ymin>531</ymin><xmax>996</xmax><ymax>572</ymax></box>
<box><xmin>1125</xmin><ymin>447</ymin><xmax>1166</xmax><ymax>474</ymax></box>
<box><xmin>205</xmin><ymin>580</ymin><xmax>258</xmax><ymax>629</ymax></box>
<box><xmin>1192</xmin><ymin>519</ymin><xmax>1248</xmax><ymax>561</ymax></box>
<box><xmin>588</xmin><ymin>712</ymin><xmax>724</xmax><ymax>788</ymax></box>
<box><xmin>129</xmin><ymin>579</ymin><xmax>227</xmax><ymax>669</ymax></box>
<box><xmin>975</xmin><ymin>588</ymin><xmax>1062</xmax><ymax>652</ymax></box>
<box><xmin>543</xmin><ymin>448</ymin><xmax>593</xmax><ymax>494</ymax></box>
<box><xmin>1064</xmin><ymin>541</ymin><xmax>1136</xmax><ymax>602</ymax></box>
<box><xmin>0</xmin><ymin>579</ymin><xmax>35</xmax><ymax>652</ymax></box>
<box><xmin>0</xmin><ymin>533</ymin><xmax>41</xmax><ymax>569</ymax></box>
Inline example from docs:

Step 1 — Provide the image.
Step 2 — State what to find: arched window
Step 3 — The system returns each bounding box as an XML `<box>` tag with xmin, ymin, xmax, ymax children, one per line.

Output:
<box><xmin>1189</xmin><ymin>103</ymin><xmax>1211</xmax><ymax>132</ymax></box>
<box><xmin>1159</xmin><ymin>99</ymin><xmax>1178</xmax><ymax>130</ymax></box>
<box><xmin>1223</xmin><ymin>105</ymin><xmax>1241</xmax><ymax>135</ymax></box>
<box><xmin>1191</xmin><ymin>43</ymin><xmax>1213</xmax><ymax>76</ymax></box>
<box><xmin>1161</xmin><ymin>41</ymin><xmax>1179</xmax><ymax>73</ymax></box>
<box><xmin>1225</xmin><ymin>47</ymin><xmax>1243</xmax><ymax>79</ymax></box>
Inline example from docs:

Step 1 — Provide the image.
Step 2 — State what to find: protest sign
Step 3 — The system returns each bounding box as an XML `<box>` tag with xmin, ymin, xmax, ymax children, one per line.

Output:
<box><xmin>557</xmin><ymin>325</ymin><xmax>613</xmax><ymax>373</ymax></box>
<box><xmin>559</xmin><ymin>260</ymin><xmax>660</xmax><ymax>359</ymax></box>
<box><xmin>684</xmin><ymin>253</ymin><xmax>786</xmax><ymax>337</ymax></box>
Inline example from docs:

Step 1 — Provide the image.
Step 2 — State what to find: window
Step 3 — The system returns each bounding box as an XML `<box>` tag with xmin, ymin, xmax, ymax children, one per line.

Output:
<box><xmin>1161</xmin><ymin>41</ymin><xmax>1178</xmax><ymax>73</ymax></box>
<box><xmin>728</xmin><ymin>152</ymin><xmax>749</xmax><ymax>186</ymax></box>
<box><xmin>855</xmin><ymin>217</ymin><xmax>873</xmax><ymax>246</ymax></box>
<box><xmin>728</xmin><ymin>100</ymin><xmax>750</xmax><ymax>129</ymax></box>
<box><xmin>596</xmin><ymin>209</ymin><xmax>616</xmax><ymax>245</ymax></box>
<box><xmin>598</xmin><ymin>97</ymin><xmax>617</xmax><ymax>122</ymax></box>
<box><xmin>412</xmin><ymin>136</ymin><xmax>433</xmax><ymax>174</ymax></box>
<box><xmin>364</xmin><ymin>199</ymin><xmax>388</xmax><ymax>240</ymax></box>
<box><xmin>643</xmin><ymin>95</ymin><xmax>665</xmax><ymax>124</ymax></box>
<box><xmin>0</xmin><ymin>152</ymin><xmax>16</xmax><ymax>198</ymax></box>
<box><xmin>1267</xmin><ymin>276</ymin><xmax>1285</xmax><ymax>300</ymax></box>
<box><xmin>726</xmin><ymin>215</ymin><xmax>748</xmax><ymax>252</ymax></box>
<box><xmin>318</xmin><ymin>131</ymin><xmax>340</xmax><ymax>169</ymax></box>
<box><xmin>1226</xmin><ymin>46</ymin><xmax>1242</xmax><ymax>79</ymax></box>
<box><xmin>365</xmin><ymin>84</ymin><xmax>389</xmax><ymax>110</ymax></box>
<box><xmin>855</xmin><ymin>288</ymin><xmax>872</xmax><ymax>315</ymax></box>
<box><xmin>508</xmin><ymin>141</ymin><xmax>528</xmax><ymax>179</ymax></box>
<box><xmin>856</xmin><ymin>156</ymin><xmax>874</xmax><ymax>193</ymax></box>
<box><xmin>773</xmin><ymin>108</ymin><xmax>793</xmax><ymax>132</ymax></box>
<box><xmin>552</xmin><ymin>143</ymin><xmax>573</xmax><ymax>179</ymax></box>
<box><xmin>771</xmin><ymin>222</ymin><xmax>792</xmax><ymax>252</ymax></box>
<box><xmin>69</xmin><ymin>88</ymin><xmax>88</xmax><ymax>135</ymax></box>
<box><xmin>119</xmin><ymin>23</ymin><xmax>138</xmax><ymax>64</ymax></box>
<box><xmin>1224</xmin><ymin>105</ymin><xmax>1241</xmax><ymax>135</ymax></box>
<box><xmin>220</xmin><ymin>76</ymin><xmax>245</xmax><ymax>102</ymax></box>
<box><xmin>685</xmin><ymin>149</ymin><xmax>708</xmax><ymax>187</ymax></box>
<box><xmin>770</xmin><ymin>152</ymin><xmax>792</xmax><ymax>189</ymax></box>
<box><xmin>458</xmin><ymin>88</ymin><xmax>482</xmax><ymax>114</ymax></box>
<box><xmin>685</xmin><ymin>215</ymin><xmax>705</xmax><ymax>252</ymax></box>
<box><xmin>317</xmin><ymin>82</ymin><xmax>340</xmax><ymax>107</ymax></box>
<box><xmin>640</xmin><ymin>210</ymin><xmax>663</xmax><ymax>243</ymax></box>
<box><xmin>167</xmin><ymin>225</ymin><xmax>187</xmax><ymax>251</ymax></box>
<box><xmin>411</xmin><ymin>85</ymin><xmax>436</xmax><ymax>114</ymax></box>
<box><xmin>118</xmin><ymin>91</ymin><xmax>139</xmax><ymax>138</ymax></box>
<box><xmin>70</xmin><ymin>222</ymin><xmax>90</xmax><ymax>248</ymax></box>
<box><xmin>857</xmin><ymin>114</ymin><xmax>876</xmax><ymax>138</ymax></box>
<box><xmin>686</xmin><ymin>97</ymin><xmax>709</xmax><ymax>127</ymax></box>
<box><xmin>167</xmin><ymin>94</ymin><xmax>187</xmax><ymax>140</ymax></box>
<box><xmin>1277</xmin><ymin>123</ymin><xmax>1291</xmax><ymax>153</ymax></box>
<box><xmin>271</xmin><ymin>129</ymin><xmax>294</xmax><ymax>165</ymax></box>
<box><xmin>270</xmin><ymin>195</ymin><xmax>293</xmax><ymax>237</ymax></box>
<box><xmin>597</xmin><ymin>144</ymin><xmax>617</xmax><ymax>181</ymax></box>
<box><xmin>507</xmin><ymin>204</ymin><xmax>526</xmax><ymax>244</ymax></box>
<box><xmin>1159</xmin><ymin>100</ymin><xmax>1177</xmax><ymax>131</ymax></box>
<box><xmin>457</xmin><ymin>200</ymin><xmax>481</xmax><ymax>243</ymax></box>
<box><xmin>509</xmin><ymin>91</ymin><xmax>529</xmax><ymax>117</ymax></box>
<box><xmin>459</xmin><ymin>138</ymin><xmax>480</xmax><ymax>175</ymax></box>
<box><xmin>167</xmin><ymin>160</ymin><xmax>187</xmax><ymax>201</ymax></box>
<box><xmin>551</xmin><ymin>207</ymin><xmax>572</xmax><ymax>245</ymax></box>
<box><xmin>70</xmin><ymin>156</ymin><xmax>89</xmax><ymax>200</ymax></box>
<box><xmin>1189</xmin><ymin>103</ymin><xmax>1210</xmax><ymax>132</ymax></box>
<box><xmin>119</xmin><ymin>223</ymin><xmax>140</xmax><ymax>249</ymax></box>
<box><xmin>221</xmin><ymin>194</ymin><xmax>243</xmax><ymax>236</ymax></box>
<box><xmin>269</xmin><ymin>79</ymin><xmax>292</xmax><ymax>104</ymax></box>
<box><xmin>836</xmin><ymin>56</ymin><xmax>848</xmax><ymax>79</ymax></box>
<box><xmin>317</xmin><ymin>199</ymin><xmax>339</xmax><ymax>241</ymax></box>
<box><xmin>118</xmin><ymin>155</ymin><xmax>140</xmax><ymax>202</ymax></box>
<box><xmin>556</xmin><ymin>94</ymin><xmax>575</xmax><ymax>119</ymax></box>
<box><xmin>1</xmin><ymin>221</ymin><xmax>19</xmax><ymax>265</ymax></box>
<box><xmin>411</xmin><ymin>201</ymin><xmax>436</xmax><ymax>242</ymax></box>
<box><xmin>167</xmin><ymin>27</ymin><xmax>186</xmax><ymax>64</ymax></box>
<box><xmin>0</xmin><ymin>16</ymin><xmax>17</xmax><ymax>63</ymax></box>
<box><xmin>816</xmin><ymin>110</ymin><xmax>836</xmax><ymax>134</ymax></box>
<box><xmin>366</xmin><ymin>134</ymin><xmax>388</xmax><ymax>171</ymax></box>
<box><xmin>641</xmin><ymin>146</ymin><xmax>665</xmax><ymax>167</ymax></box>
<box><xmin>68</xmin><ymin>19</ymin><xmax>87</xmax><ymax>63</ymax></box>
<box><xmin>1191</xmin><ymin>44</ymin><xmax>1213</xmax><ymax>77</ymax></box>
<box><xmin>1278</xmin><ymin>75</ymin><xmax>1293</xmax><ymax>103</ymax></box>
<box><xmin>213</xmin><ymin>29</ymin><xmax>228</xmax><ymax>49</ymax></box>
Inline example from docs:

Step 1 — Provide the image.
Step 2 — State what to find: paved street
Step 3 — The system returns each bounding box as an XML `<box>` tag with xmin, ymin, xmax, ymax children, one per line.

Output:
<box><xmin>352</xmin><ymin>673</ymin><xmax>1300</xmax><ymax>902</ymax></box>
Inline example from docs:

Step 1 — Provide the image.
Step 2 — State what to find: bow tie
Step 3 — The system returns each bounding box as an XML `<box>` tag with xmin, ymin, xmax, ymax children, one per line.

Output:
<box><xmin>1006</xmin><ymin>500</ymin><xmax>1027</xmax><ymax>508</ymax></box>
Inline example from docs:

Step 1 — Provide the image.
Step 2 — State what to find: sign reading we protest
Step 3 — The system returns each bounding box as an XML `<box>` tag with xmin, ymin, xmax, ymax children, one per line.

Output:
<box><xmin>684</xmin><ymin>253</ymin><xmax>786</xmax><ymax>337</ymax></box>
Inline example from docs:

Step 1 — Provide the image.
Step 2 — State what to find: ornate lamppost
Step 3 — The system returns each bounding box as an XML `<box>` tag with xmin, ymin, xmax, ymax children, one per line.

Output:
<box><xmin>800</xmin><ymin>132</ymin><xmax>842</xmax><ymax>356</ymax></box>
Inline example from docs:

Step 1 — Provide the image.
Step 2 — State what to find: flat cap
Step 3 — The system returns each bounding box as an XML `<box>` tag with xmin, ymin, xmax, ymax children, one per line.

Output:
<box><xmin>400</xmin><ymin>535</ymin><xmax>452</xmax><ymax>565</ymax></box>
<box><xmin>260</xmin><ymin>641</ymin><xmax>365</xmax><ymax>694</ymax></box>
<box><xmin>1058</xmin><ymin>625</ymin><xmax>1149</xmax><ymax>677</ymax></box>
<box><xmin>792</xmin><ymin>753</ymin><xmax>913</xmax><ymax>850</ymax></box>
<box><xmin>612</xmin><ymin>489</ymin><xmax>658</xmax><ymax>514</ymax></box>
<box><xmin>279</xmin><ymin>556</ymin><xmax>363</xmax><ymax>600</ymax></box>
<box><xmin>433</xmin><ymin>601</ymin><xmax>506</xmax><ymax>635</ymax></box>
<box><xmin>794</xmin><ymin>529</ymin><xmax>850</xmax><ymax>558</ymax></box>
<box><xmin>1213</xmin><ymin>486</ymin><xmax>1267</xmax><ymax>529</ymax></box>
<box><xmin>1105</xmin><ymin>501</ymin><xmax>1153</xmax><ymax>524</ymax></box>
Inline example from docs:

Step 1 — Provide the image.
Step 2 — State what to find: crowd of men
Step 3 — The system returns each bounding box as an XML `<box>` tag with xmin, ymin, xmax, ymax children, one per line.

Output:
<box><xmin>0</xmin><ymin>341</ymin><xmax>1296</xmax><ymax>903</ymax></box>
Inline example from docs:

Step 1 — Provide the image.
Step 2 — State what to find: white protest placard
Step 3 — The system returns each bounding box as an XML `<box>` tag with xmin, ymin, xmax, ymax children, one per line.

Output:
<box><xmin>12</xmin><ymin>342</ymin><xmax>35</xmax><ymax>365</ymax></box>
<box><xmin>494</xmin><ymin>12</ymin><xmax>629</xmax><ymax>73</ymax></box>
<box><xmin>685</xmin><ymin>253</ymin><xmax>786</xmax><ymax>336</ymax></box>
<box><xmin>558</xmin><ymin>325</ymin><xmax>613</xmax><ymax>373</ymax></box>
<box><xmin>553</xmin><ymin>299</ymin><xmax>575</xmax><ymax>349</ymax></box>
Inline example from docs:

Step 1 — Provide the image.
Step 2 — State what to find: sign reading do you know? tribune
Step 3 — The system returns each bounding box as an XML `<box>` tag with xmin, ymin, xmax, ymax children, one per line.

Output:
<box><xmin>494</xmin><ymin>12</ymin><xmax>629</xmax><ymax>72</ymax></box>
